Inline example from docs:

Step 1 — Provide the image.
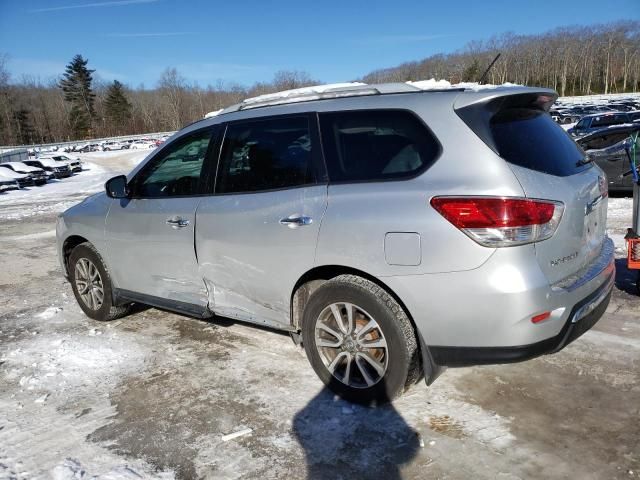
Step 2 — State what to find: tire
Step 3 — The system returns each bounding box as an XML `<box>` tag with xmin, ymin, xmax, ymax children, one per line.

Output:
<box><xmin>68</xmin><ymin>242</ymin><xmax>130</xmax><ymax>321</ymax></box>
<box><xmin>302</xmin><ymin>274</ymin><xmax>421</xmax><ymax>405</ymax></box>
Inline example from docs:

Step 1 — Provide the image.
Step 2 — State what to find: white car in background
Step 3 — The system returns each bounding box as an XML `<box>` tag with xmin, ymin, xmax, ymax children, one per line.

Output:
<box><xmin>129</xmin><ymin>140</ymin><xmax>156</xmax><ymax>150</ymax></box>
<box><xmin>0</xmin><ymin>170</ymin><xmax>21</xmax><ymax>191</ymax></box>
<box><xmin>39</xmin><ymin>153</ymin><xmax>83</xmax><ymax>172</ymax></box>
<box><xmin>101</xmin><ymin>141</ymin><xmax>129</xmax><ymax>151</ymax></box>
<box><xmin>23</xmin><ymin>159</ymin><xmax>72</xmax><ymax>179</ymax></box>
<box><xmin>0</xmin><ymin>165</ymin><xmax>34</xmax><ymax>187</ymax></box>
<box><xmin>0</xmin><ymin>162</ymin><xmax>49</xmax><ymax>185</ymax></box>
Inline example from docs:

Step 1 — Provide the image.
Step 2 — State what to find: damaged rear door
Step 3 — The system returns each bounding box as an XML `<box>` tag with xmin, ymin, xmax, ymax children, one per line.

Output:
<box><xmin>196</xmin><ymin>113</ymin><xmax>327</xmax><ymax>329</ymax></box>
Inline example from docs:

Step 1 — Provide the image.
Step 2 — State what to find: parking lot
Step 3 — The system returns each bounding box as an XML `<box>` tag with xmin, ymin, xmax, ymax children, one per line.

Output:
<box><xmin>0</xmin><ymin>151</ymin><xmax>638</xmax><ymax>479</ymax></box>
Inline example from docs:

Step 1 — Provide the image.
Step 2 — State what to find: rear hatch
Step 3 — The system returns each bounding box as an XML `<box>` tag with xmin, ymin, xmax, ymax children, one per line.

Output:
<box><xmin>456</xmin><ymin>91</ymin><xmax>608</xmax><ymax>284</ymax></box>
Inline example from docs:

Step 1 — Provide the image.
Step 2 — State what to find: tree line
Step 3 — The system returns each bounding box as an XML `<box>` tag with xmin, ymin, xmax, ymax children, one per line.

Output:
<box><xmin>1</xmin><ymin>20</ymin><xmax>639</xmax><ymax>146</ymax></box>
<box><xmin>0</xmin><ymin>56</ymin><xmax>317</xmax><ymax>146</ymax></box>
<box><xmin>364</xmin><ymin>21</ymin><xmax>640</xmax><ymax>96</ymax></box>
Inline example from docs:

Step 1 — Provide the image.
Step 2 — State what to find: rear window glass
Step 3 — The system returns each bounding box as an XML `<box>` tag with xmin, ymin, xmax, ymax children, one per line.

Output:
<box><xmin>319</xmin><ymin>110</ymin><xmax>440</xmax><ymax>183</ymax></box>
<box><xmin>490</xmin><ymin>108</ymin><xmax>589</xmax><ymax>176</ymax></box>
<box><xmin>591</xmin><ymin>114</ymin><xmax>629</xmax><ymax>128</ymax></box>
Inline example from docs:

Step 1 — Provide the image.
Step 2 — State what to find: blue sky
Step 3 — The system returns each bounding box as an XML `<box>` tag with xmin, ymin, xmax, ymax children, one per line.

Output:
<box><xmin>0</xmin><ymin>0</ymin><xmax>637</xmax><ymax>88</ymax></box>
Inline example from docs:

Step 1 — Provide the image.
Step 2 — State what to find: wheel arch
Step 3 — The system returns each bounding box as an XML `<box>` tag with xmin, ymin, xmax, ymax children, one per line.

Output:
<box><xmin>62</xmin><ymin>235</ymin><xmax>90</xmax><ymax>276</ymax></box>
<box><xmin>291</xmin><ymin>265</ymin><xmax>408</xmax><ymax>331</ymax></box>
<box><xmin>290</xmin><ymin>264</ymin><xmax>445</xmax><ymax>385</ymax></box>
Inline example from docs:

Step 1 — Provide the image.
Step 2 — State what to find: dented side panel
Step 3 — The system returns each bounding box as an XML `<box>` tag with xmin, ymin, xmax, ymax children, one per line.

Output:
<box><xmin>104</xmin><ymin>196</ymin><xmax>208</xmax><ymax>307</ymax></box>
<box><xmin>195</xmin><ymin>185</ymin><xmax>328</xmax><ymax>329</ymax></box>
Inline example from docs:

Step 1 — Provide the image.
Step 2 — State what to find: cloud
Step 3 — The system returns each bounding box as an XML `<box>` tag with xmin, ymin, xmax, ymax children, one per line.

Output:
<box><xmin>104</xmin><ymin>32</ymin><xmax>195</xmax><ymax>38</ymax></box>
<box><xmin>30</xmin><ymin>0</ymin><xmax>158</xmax><ymax>13</ymax></box>
<box><xmin>358</xmin><ymin>33</ymin><xmax>457</xmax><ymax>45</ymax></box>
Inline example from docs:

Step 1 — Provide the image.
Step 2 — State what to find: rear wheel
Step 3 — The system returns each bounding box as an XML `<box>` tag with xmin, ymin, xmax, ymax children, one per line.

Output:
<box><xmin>68</xmin><ymin>243</ymin><xmax>130</xmax><ymax>321</ymax></box>
<box><xmin>302</xmin><ymin>274</ymin><xmax>421</xmax><ymax>405</ymax></box>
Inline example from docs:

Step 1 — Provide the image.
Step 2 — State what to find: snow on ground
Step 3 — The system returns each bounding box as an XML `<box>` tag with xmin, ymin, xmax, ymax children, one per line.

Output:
<box><xmin>0</xmin><ymin>303</ymin><xmax>176</xmax><ymax>479</ymax></box>
<box><xmin>607</xmin><ymin>195</ymin><xmax>634</xmax><ymax>257</ymax></box>
<box><xmin>0</xmin><ymin>150</ymin><xmax>149</xmax><ymax>221</ymax></box>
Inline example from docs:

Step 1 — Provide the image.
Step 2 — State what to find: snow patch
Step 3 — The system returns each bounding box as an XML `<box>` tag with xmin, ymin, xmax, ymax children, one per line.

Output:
<box><xmin>407</xmin><ymin>78</ymin><xmax>522</xmax><ymax>91</ymax></box>
<box><xmin>37</xmin><ymin>306</ymin><xmax>63</xmax><ymax>319</ymax></box>
<box><xmin>241</xmin><ymin>82</ymin><xmax>367</xmax><ymax>105</ymax></box>
<box><xmin>51</xmin><ymin>458</ymin><xmax>173</xmax><ymax>480</ymax></box>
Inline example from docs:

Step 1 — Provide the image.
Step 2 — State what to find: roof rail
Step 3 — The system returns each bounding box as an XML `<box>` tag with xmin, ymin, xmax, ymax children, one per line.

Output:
<box><xmin>220</xmin><ymin>82</ymin><xmax>424</xmax><ymax>114</ymax></box>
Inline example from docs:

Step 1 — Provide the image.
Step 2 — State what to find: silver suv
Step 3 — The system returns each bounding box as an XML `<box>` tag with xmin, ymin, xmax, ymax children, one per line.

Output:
<box><xmin>57</xmin><ymin>84</ymin><xmax>614</xmax><ymax>404</ymax></box>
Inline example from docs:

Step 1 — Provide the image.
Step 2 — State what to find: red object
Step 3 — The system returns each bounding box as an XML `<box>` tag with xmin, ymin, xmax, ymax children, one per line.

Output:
<box><xmin>430</xmin><ymin>197</ymin><xmax>557</xmax><ymax>229</ymax></box>
<box><xmin>628</xmin><ymin>238</ymin><xmax>640</xmax><ymax>270</ymax></box>
<box><xmin>531</xmin><ymin>311</ymin><xmax>551</xmax><ymax>324</ymax></box>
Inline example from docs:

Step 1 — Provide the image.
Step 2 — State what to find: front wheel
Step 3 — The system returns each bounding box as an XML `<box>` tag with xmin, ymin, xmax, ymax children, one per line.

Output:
<box><xmin>68</xmin><ymin>243</ymin><xmax>130</xmax><ymax>321</ymax></box>
<box><xmin>302</xmin><ymin>275</ymin><xmax>421</xmax><ymax>405</ymax></box>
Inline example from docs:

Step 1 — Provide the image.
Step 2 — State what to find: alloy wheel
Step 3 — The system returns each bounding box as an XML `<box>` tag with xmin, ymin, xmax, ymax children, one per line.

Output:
<box><xmin>74</xmin><ymin>258</ymin><xmax>104</xmax><ymax>311</ymax></box>
<box><xmin>314</xmin><ymin>302</ymin><xmax>388</xmax><ymax>388</ymax></box>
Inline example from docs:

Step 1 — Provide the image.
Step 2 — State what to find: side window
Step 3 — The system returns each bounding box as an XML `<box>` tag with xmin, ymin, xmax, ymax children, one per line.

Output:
<box><xmin>591</xmin><ymin>115</ymin><xmax>627</xmax><ymax>128</ymax></box>
<box><xmin>133</xmin><ymin>129</ymin><xmax>212</xmax><ymax>198</ymax></box>
<box><xmin>216</xmin><ymin>116</ymin><xmax>314</xmax><ymax>194</ymax></box>
<box><xmin>319</xmin><ymin>110</ymin><xmax>440</xmax><ymax>183</ymax></box>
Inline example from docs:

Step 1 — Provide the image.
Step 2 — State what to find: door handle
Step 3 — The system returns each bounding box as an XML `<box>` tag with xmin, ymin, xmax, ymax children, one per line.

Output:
<box><xmin>166</xmin><ymin>217</ymin><xmax>190</xmax><ymax>228</ymax></box>
<box><xmin>279</xmin><ymin>216</ymin><xmax>313</xmax><ymax>227</ymax></box>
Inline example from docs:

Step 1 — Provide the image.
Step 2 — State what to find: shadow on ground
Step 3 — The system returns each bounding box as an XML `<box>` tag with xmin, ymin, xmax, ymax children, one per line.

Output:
<box><xmin>614</xmin><ymin>257</ymin><xmax>639</xmax><ymax>295</ymax></box>
<box><xmin>293</xmin><ymin>381</ymin><xmax>420</xmax><ymax>480</ymax></box>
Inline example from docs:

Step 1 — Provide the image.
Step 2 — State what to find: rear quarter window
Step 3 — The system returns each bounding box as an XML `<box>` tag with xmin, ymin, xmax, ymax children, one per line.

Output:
<box><xmin>490</xmin><ymin>108</ymin><xmax>589</xmax><ymax>177</ymax></box>
<box><xmin>319</xmin><ymin>110</ymin><xmax>440</xmax><ymax>183</ymax></box>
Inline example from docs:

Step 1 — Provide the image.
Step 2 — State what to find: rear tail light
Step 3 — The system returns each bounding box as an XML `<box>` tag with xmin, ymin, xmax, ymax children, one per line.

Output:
<box><xmin>430</xmin><ymin>196</ymin><xmax>564</xmax><ymax>247</ymax></box>
<box><xmin>531</xmin><ymin>311</ymin><xmax>551</xmax><ymax>324</ymax></box>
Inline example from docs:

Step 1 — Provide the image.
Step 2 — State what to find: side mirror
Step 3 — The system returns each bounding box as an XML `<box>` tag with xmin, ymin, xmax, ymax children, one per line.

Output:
<box><xmin>105</xmin><ymin>175</ymin><xmax>129</xmax><ymax>198</ymax></box>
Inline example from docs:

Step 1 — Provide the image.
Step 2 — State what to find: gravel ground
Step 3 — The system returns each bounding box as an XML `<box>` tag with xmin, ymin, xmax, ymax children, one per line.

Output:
<box><xmin>0</xmin><ymin>151</ymin><xmax>638</xmax><ymax>480</ymax></box>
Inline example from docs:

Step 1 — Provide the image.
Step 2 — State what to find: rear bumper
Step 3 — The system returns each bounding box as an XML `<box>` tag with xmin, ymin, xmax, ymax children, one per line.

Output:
<box><xmin>382</xmin><ymin>237</ymin><xmax>615</xmax><ymax>364</ymax></box>
<box><xmin>429</xmin><ymin>271</ymin><xmax>613</xmax><ymax>366</ymax></box>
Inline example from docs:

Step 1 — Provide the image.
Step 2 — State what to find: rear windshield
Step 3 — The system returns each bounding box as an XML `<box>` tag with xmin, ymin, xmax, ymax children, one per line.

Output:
<box><xmin>490</xmin><ymin>108</ymin><xmax>589</xmax><ymax>177</ymax></box>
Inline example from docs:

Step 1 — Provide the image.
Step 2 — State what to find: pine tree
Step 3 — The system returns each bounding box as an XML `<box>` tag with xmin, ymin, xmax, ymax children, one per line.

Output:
<box><xmin>462</xmin><ymin>59</ymin><xmax>481</xmax><ymax>82</ymax></box>
<box><xmin>14</xmin><ymin>108</ymin><xmax>35</xmax><ymax>145</ymax></box>
<box><xmin>104</xmin><ymin>80</ymin><xmax>132</xmax><ymax>134</ymax></box>
<box><xmin>59</xmin><ymin>54</ymin><xmax>96</xmax><ymax>138</ymax></box>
